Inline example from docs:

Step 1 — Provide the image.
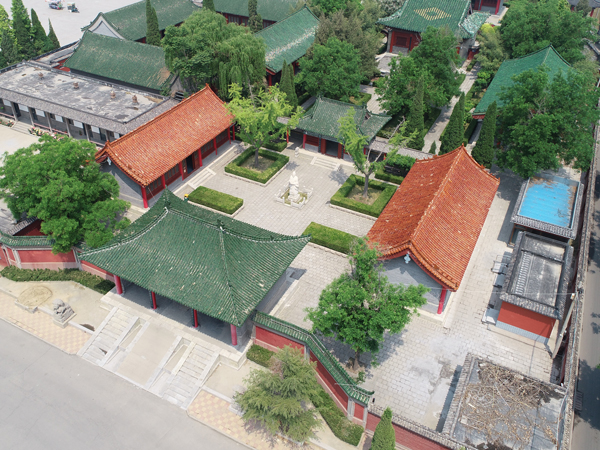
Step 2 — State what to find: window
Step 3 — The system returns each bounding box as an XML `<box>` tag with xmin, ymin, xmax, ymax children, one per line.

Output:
<box><xmin>146</xmin><ymin>178</ymin><xmax>164</xmax><ymax>199</ymax></box>
<box><xmin>164</xmin><ymin>165</ymin><xmax>180</xmax><ymax>185</ymax></box>
<box><xmin>394</xmin><ymin>35</ymin><xmax>408</xmax><ymax>47</ymax></box>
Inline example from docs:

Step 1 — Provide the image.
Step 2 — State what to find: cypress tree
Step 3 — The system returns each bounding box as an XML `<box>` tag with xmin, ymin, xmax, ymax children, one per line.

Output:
<box><xmin>46</xmin><ymin>20</ymin><xmax>60</xmax><ymax>51</ymax></box>
<box><xmin>203</xmin><ymin>0</ymin><xmax>215</xmax><ymax>12</ymax></box>
<box><xmin>11</xmin><ymin>0</ymin><xmax>32</xmax><ymax>59</ymax></box>
<box><xmin>472</xmin><ymin>101</ymin><xmax>497</xmax><ymax>168</ymax></box>
<box><xmin>288</xmin><ymin>62</ymin><xmax>298</xmax><ymax>107</ymax></box>
<box><xmin>30</xmin><ymin>9</ymin><xmax>49</xmax><ymax>54</ymax></box>
<box><xmin>371</xmin><ymin>407</ymin><xmax>395</xmax><ymax>450</ymax></box>
<box><xmin>429</xmin><ymin>141</ymin><xmax>437</xmax><ymax>154</ymax></box>
<box><xmin>146</xmin><ymin>0</ymin><xmax>161</xmax><ymax>46</ymax></box>
<box><xmin>440</xmin><ymin>92</ymin><xmax>465</xmax><ymax>154</ymax></box>
<box><xmin>279</xmin><ymin>60</ymin><xmax>298</xmax><ymax>108</ymax></box>
<box><xmin>0</xmin><ymin>31</ymin><xmax>18</xmax><ymax>67</ymax></box>
<box><xmin>248</xmin><ymin>0</ymin><xmax>262</xmax><ymax>32</ymax></box>
<box><xmin>0</xmin><ymin>5</ymin><xmax>11</xmax><ymax>37</ymax></box>
<box><xmin>406</xmin><ymin>75</ymin><xmax>425</xmax><ymax>150</ymax></box>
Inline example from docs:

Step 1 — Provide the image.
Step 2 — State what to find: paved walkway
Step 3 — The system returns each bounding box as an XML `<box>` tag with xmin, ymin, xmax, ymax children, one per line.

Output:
<box><xmin>359</xmin><ymin>85</ymin><xmax>383</xmax><ymax>114</ymax></box>
<box><xmin>423</xmin><ymin>63</ymin><xmax>480</xmax><ymax>154</ymax></box>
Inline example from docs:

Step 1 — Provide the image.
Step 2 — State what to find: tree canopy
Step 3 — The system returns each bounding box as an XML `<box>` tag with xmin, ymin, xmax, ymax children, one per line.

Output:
<box><xmin>497</xmin><ymin>67</ymin><xmax>600</xmax><ymax>178</ymax></box>
<box><xmin>30</xmin><ymin>9</ymin><xmax>48</xmax><ymax>54</ymax></box>
<box><xmin>440</xmin><ymin>92</ymin><xmax>464</xmax><ymax>154</ymax></box>
<box><xmin>500</xmin><ymin>0</ymin><xmax>594</xmax><ymax>64</ymax></box>
<box><xmin>311</xmin><ymin>0</ymin><xmax>361</xmax><ymax>15</ymax></box>
<box><xmin>11</xmin><ymin>0</ymin><xmax>33</xmax><ymax>59</ymax></box>
<box><xmin>376</xmin><ymin>26</ymin><xmax>460</xmax><ymax>116</ymax></box>
<box><xmin>162</xmin><ymin>9</ymin><xmax>265</xmax><ymax>95</ymax></box>
<box><xmin>405</xmin><ymin>74</ymin><xmax>425</xmax><ymax>150</ymax></box>
<box><xmin>371</xmin><ymin>407</ymin><xmax>395</xmax><ymax>450</ymax></box>
<box><xmin>298</xmin><ymin>37</ymin><xmax>362</xmax><ymax>101</ymax></box>
<box><xmin>475</xmin><ymin>24</ymin><xmax>507</xmax><ymax>89</ymax></box>
<box><xmin>248</xmin><ymin>0</ymin><xmax>263</xmax><ymax>32</ymax></box>
<box><xmin>46</xmin><ymin>20</ymin><xmax>60</xmax><ymax>51</ymax></box>
<box><xmin>146</xmin><ymin>0</ymin><xmax>161</xmax><ymax>46</ymax></box>
<box><xmin>306</xmin><ymin>238</ymin><xmax>427</xmax><ymax>369</ymax></box>
<box><xmin>472</xmin><ymin>101</ymin><xmax>497</xmax><ymax>169</ymax></box>
<box><xmin>0</xmin><ymin>137</ymin><xmax>130</xmax><ymax>254</ymax></box>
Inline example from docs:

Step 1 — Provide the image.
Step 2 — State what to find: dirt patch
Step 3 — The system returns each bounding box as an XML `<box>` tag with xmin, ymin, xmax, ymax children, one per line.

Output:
<box><xmin>17</xmin><ymin>286</ymin><xmax>52</xmax><ymax>309</ymax></box>
<box><xmin>347</xmin><ymin>184</ymin><xmax>382</xmax><ymax>205</ymax></box>
<box><xmin>240</xmin><ymin>154</ymin><xmax>275</xmax><ymax>172</ymax></box>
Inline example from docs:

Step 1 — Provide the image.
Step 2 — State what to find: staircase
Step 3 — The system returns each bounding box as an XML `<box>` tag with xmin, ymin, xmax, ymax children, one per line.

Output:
<box><xmin>174</xmin><ymin>91</ymin><xmax>186</xmax><ymax>102</ymax></box>
<box><xmin>78</xmin><ymin>307</ymin><xmax>140</xmax><ymax>366</ymax></box>
<box><xmin>161</xmin><ymin>342</ymin><xmax>219</xmax><ymax>408</ymax></box>
<box><xmin>310</xmin><ymin>155</ymin><xmax>340</xmax><ymax>171</ymax></box>
<box><xmin>10</xmin><ymin>121</ymin><xmax>32</xmax><ymax>135</ymax></box>
<box><xmin>187</xmin><ymin>168</ymin><xmax>215</xmax><ymax>190</ymax></box>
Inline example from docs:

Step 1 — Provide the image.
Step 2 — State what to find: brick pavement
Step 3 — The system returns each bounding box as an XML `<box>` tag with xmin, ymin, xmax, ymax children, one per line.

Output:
<box><xmin>0</xmin><ymin>290</ymin><xmax>90</xmax><ymax>354</ymax></box>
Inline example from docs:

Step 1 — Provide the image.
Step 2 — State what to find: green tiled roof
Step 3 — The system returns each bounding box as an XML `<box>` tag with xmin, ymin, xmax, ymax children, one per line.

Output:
<box><xmin>296</xmin><ymin>97</ymin><xmax>391</xmax><ymax>143</ymax></box>
<box><xmin>474</xmin><ymin>45</ymin><xmax>571</xmax><ymax>116</ymax></box>
<box><xmin>256</xmin><ymin>6</ymin><xmax>319</xmax><ymax>73</ymax></box>
<box><xmin>80</xmin><ymin>190</ymin><xmax>310</xmax><ymax>326</ymax></box>
<box><xmin>253</xmin><ymin>312</ymin><xmax>374</xmax><ymax>404</ymax></box>
<box><xmin>0</xmin><ymin>231</ymin><xmax>54</xmax><ymax>248</ymax></box>
<box><xmin>65</xmin><ymin>33</ymin><xmax>174</xmax><ymax>91</ymax></box>
<box><xmin>214</xmin><ymin>0</ymin><xmax>297</xmax><ymax>23</ymax></box>
<box><xmin>459</xmin><ymin>11</ymin><xmax>489</xmax><ymax>39</ymax></box>
<box><xmin>84</xmin><ymin>0</ymin><xmax>199</xmax><ymax>41</ymax></box>
<box><xmin>377</xmin><ymin>0</ymin><xmax>470</xmax><ymax>34</ymax></box>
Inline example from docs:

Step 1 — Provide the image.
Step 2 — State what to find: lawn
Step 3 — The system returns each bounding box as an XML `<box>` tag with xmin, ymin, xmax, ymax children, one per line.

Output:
<box><xmin>224</xmin><ymin>147</ymin><xmax>289</xmax><ymax>184</ymax></box>
<box><xmin>330</xmin><ymin>175</ymin><xmax>396</xmax><ymax>217</ymax></box>
<box><xmin>303</xmin><ymin>222</ymin><xmax>358</xmax><ymax>254</ymax></box>
<box><xmin>187</xmin><ymin>186</ymin><xmax>243</xmax><ymax>215</ymax></box>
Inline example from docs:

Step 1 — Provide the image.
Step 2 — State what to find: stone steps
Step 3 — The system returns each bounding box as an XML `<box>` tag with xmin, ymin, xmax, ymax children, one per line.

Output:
<box><xmin>310</xmin><ymin>155</ymin><xmax>340</xmax><ymax>171</ymax></box>
<box><xmin>188</xmin><ymin>168</ymin><xmax>216</xmax><ymax>190</ymax></box>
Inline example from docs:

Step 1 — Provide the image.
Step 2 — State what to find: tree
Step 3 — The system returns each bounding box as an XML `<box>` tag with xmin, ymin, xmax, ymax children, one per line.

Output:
<box><xmin>475</xmin><ymin>24</ymin><xmax>507</xmax><ymax>89</ymax></box>
<box><xmin>279</xmin><ymin>60</ymin><xmax>298</xmax><ymax>108</ymax></box>
<box><xmin>376</xmin><ymin>27</ymin><xmax>460</xmax><ymax>117</ymax></box>
<box><xmin>0</xmin><ymin>5</ymin><xmax>11</xmax><ymax>37</ymax></box>
<box><xmin>500</xmin><ymin>0</ymin><xmax>594</xmax><ymax>64</ymax></box>
<box><xmin>227</xmin><ymin>83</ymin><xmax>303</xmax><ymax>167</ymax></box>
<box><xmin>163</xmin><ymin>10</ymin><xmax>265</xmax><ymax>95</ymax></box>
<box><xmin>235</xmin><ymin>346</ymin><xmax>322</xmax><ymax>442</ymax></box>
<box><xmin>429</xmin><ymin>141</ymin><xmax>437</xmax><ymax>154</ymax></box>
<box><xmin>440</xmin><ymin>92</ymin><xmax>464</xmax><ymax>154</ymax></box>
<box><xmin>46</xmin><ymin>20</ymin><xmax>60</xmax><ymax>51</ymax></box>
<box><xmin>30</xmin><ymin>9</ymin><xmax>48</xmax><ymax>54</ymax></box>
<box><xmin>0</xmin><ymin>136</ymin><xmax>130</xmax><ymax>254</ymax></box>
<box><xmin>11</xmin><ymin>0</ymin><xmax>32</xmax><ymax>59</ymax></box>
<box><xmin>248</xmin><ymin>0</ymin><xmax>262</xmax><ymax>32</ymax></box>
<box><xmin>472</xmin><ymin>101</ymin><xmax>496</xmax><ymax>169</ymax></box>
<box><xmin>376</xmin><ymin>0</ymin><xmax>404</xmax><ymax>15</ymax></box>
<box><xmin>1</xmin><ymin>30</ymin><xmax>18</xmax><ymax>68</ymax></box>
<box><xmin>298</xmin><ymin>37</ymin><xmax>362</xmax><ymax>101</ymax></box>
<box><xmin>306</xmin><ymin>238</ymin><xmax>427</xmax><ymax>370</ymax></box>
<box><xmin>497</xmin><ymin>67</ymin><xmax>600</xmax><ymax>178</ymax></box>
<box><xmin>203</xmin><ymin>0</ymin><xmax>215</xmax><ymax>11</ymax></box>
<box><xmin>371</xmin><ymin>407</ymin><xmax>395</xmax><ymax>450</ymax></box>
<box><xmin>287</xmin><ymin>62</ymin><xmax>299</xmax><ymax>107</ymax></box>
<box><xmin>405</xmin><ymin>75</ymin><xmax>424</xmax><ymax>150</ymax></box>
<box><xmin>312</xmin><ymin>0</ymin><xmax>361</xmax><ymax>15</ymax></box>
<box><xmin>146</xmin><ymin>0</ymin><xmax>161</xmax><ymax>46</ymax></box>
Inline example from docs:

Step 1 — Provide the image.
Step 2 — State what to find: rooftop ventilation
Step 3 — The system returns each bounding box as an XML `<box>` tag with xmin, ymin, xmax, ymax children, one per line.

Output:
<box><xmin>110</xmin><ymin>90</ymin><xmax>116</xmax><ymax>100</ymax></box>
<box><xmin>73</xmin><ymin>82</ymin><xmax>79</xmax><ymax>89</ymax></box>
<box><xmin>132</xmin><ymin>95</ymin><xmax>138</xmax><ymax>104</ymax></box>
<box><xmin>38</xmin><ymin>72</ymin><xmax>43</xmax><ymax>79</ymax></box>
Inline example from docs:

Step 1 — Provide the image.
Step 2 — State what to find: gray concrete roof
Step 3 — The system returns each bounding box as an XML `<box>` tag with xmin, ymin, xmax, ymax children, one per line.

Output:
<box><xmin>0</xmin><ymin>62</ymin><xmax>177</xmax><ymax>135</ymax></box>
<box><xmin>500</xmin><ymin>232</ymin><xmax>573</xmax><ymax>320</ymax></box>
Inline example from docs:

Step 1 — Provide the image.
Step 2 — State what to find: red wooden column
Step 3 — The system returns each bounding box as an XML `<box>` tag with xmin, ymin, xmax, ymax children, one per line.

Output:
<box><xmin>193</xmin><ymin>310</ymin><xmax>199</xmax><ymax>328</ymax></box>
<box><xmin>161</xmin><ymin>174</ymin><xmax>166</xmax><ymax>189</ymax></box>
<box><xmin>437</xmin><ymin>287</ymin><xmax>448</xmax><ymax>314</ymax></box>
<box><xmin>286</xmin><ymin>130</ymin><xmax>289</xmax><ymax>143</ymax></box>
<box><xmin>232</xmin><ymin>126</ymin><xmax>236</xmax><ymax>141</ymax></box>
<box><xmin>227</xmin><ymin>128</ymin><xmax>231</xmax><ymax>143</ymax></box>
<box><xmin>197</xmin><ymin>150</ymin><xmax>203</xmax><ymax>167</ymax></box>
<box><xmin>337</xmin><ymin>143</ymin><xmax>343</xmax><ymax>159</ymax></box>
<box><xmin>151</xmin><ymin>292</ymin><xmax>157</xmax><ymax>309</ymax></box>
<box><xmin>115</xmin><ymin>275</ymin><xmax>123</xmax><ymax>295</ymax></box>
<box><xmin>179</xmin><ymin>161</ymin><xmax>184</xmax><ymax>180</ymax></box>
<box><xmin>320</xmin><ymin>138</ymin><xmax>326</xmax><ymax>154</ymax></box>
<box><xmin>268</xmin><ymin>73</ymin><xmax>273</xmax><ymax>86</ymax></box>
<box><xmin>230</xmin><ymin>324</ymin><xmax>238</xmax><ymax>346</ymax></box>
<box><xmin>141</xmin><ymin>186</ymin><xmax>149</xmax><ymax>208</ymax></box>
<box><xmin>496</xmin><ymin>0</ymin><xmax>501</xmax><ymax>14</ymax></box>
<box><xmin>302</xmin><ymin>133</ymin><xmax>306</xmax><ymax>149</ymax></box>
<box><xmin>213</xmin><ymin>137</ymin><xmax>218</xmax><ymax>155</ymax></box>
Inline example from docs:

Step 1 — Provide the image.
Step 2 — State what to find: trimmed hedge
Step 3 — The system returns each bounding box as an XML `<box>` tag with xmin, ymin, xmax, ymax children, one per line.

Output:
<box><xmin>225</xmin><ymin>147</ymin><xmax>289</xmax><ymax>184</ymax></box>
<box><xmin>330</xmin><ymin>175</ymin><xmax>396</xmax><ymax>218</ymax></box>
<box><xmin>374</xmin><ymin>170</ymin><xmax>404</xmax><ymax>185</ymax></box>
<box><xmin>264</xmin><ymin>139</ymin><xmax>287</xmax><ymax>152</ymax></box>
<box><xmin>0</xmin><ymin>267</ymin><xmax>115</xmax><ymax>294</ymax></box>
<box><xmin>246</xmin><ymin>344</ymin><xmax>364</xmax><ymax>446</ymax></box>
<box><xmin>188</xmin><ymin>186</ymin><xmax>243</xmax><ymax>215</ymax></box>
<box><xmin>303</xmin><ymin>222</ymin><xmax>358</xmax><ymax>255</ymax></box>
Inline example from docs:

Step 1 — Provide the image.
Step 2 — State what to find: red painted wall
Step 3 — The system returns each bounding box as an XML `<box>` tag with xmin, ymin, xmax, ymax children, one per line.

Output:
<box><xmin>0</xmin><ymin>248</ymin><xmax>8</xmax><ymax>266</ymax></box>
<box><xmin>6</xmin><ymin>247</ymin><xmax>16</xmax><ymax>265</ymax></box>
<box><xmin>15</xmin><ymin>220</ymin><xmax>45</xmax><ymax>236</ymax></box>
<box><xmin>255</xmin><ymin>327</ymin><xmax>305</xmax><ymax>353</ymax></box>
<box><xmin>80</xmin><ymin>260</ymin><xmax>115</xmax><ymax>282</ymax></box>
<box><xmin>18</xmin><ymin>249</ymin><xmax>76</xmax><ymax>263</ymax></box>
<box><xmin>497</xmin><ymin>302</ymin><xmax>555</xmax><ymax>338</ymax></box>
<box><xmin>390</xmin><ymin>29</ymin><xmax>421</xmax><ymax>51</ymax></box>
<box><xmin>367</xmin><ymin>413</ymin><xmax>450</xmax><ymax>450</ymax></box>
<box><xmin>354</xmin><ymin>402</ymin><xmax>365</xmax><ymax>420</ymax></box>
<box><xmin>310</xmin><ymin>351</ymin><xmax>349</xmax><ymax>411</ymax></box>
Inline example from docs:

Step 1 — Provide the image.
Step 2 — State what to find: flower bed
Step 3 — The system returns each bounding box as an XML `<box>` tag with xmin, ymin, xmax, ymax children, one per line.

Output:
<box><xmin>330</xmin><ymin>175</ymin><xmax>396</xmax><ymax>218</ymax></box>
<box><xmin>0</xmin><ymin>117</ymin><xmax>14</xmax><ymax>127</ymax></box>
<box><xmin>187</xmin><ymin>186</ymin><xmax>243</xmax><ymax>215</ymax></box>
<box><xmin>225</xmin><ymin>147</ymin><xmax>289</xmax><ymax>184</ymax></box>
<box><xmin>303</xmin><ymin>222</ymin><xmax>357</xmax><ymax>254</ymax></box>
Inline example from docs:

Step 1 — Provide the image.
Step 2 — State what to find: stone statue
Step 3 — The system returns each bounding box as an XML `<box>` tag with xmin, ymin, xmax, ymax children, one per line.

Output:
<box><xmin>52</xmin><ymin>299</ymin><xmax>74</xmax><ymax>324</ymax></box>
<box><xmin>288</xmin><ymin>171</ymin><xmax>300</xmax><ymax>201</ymax></box>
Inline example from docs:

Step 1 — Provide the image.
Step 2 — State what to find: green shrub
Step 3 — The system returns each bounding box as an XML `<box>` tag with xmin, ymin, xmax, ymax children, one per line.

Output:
<box><xmin>297</xmin><ymin>91</ymin><xmax>312</xmax><ymax>106</ymax></box>
<box><xmin>384</xmin><ymin>154</ymin><xmax>416</xmax><ymax>176</ymax></box>
<box><xmin>263</xmin><ymin>139</ymin><xmax>287</xmax><ymax>152</ymax></box>
<box><xmin>247</xmin><ymin>344</ymin><xmax>275</xmax><ymax>367</ymax></box>
<box><xmin>310</xmin><ymin>388</ymin><xmax>364</xmax><ymax>446</ymax></box>
<box><xmin>188</xmin><ymin>186</ymin><xmax>243</xmax><ymax>215</ymax></box>
<box><xmin>0</xmin><ymin>267</ymin><xmax>115</xmax><ymax>294</ymax></box>
<box><xmin>225</xmin><ymin>148</ymin><xmax>289</xmax><ymax>184</ymax></box>
<box><xmin>466</xmin><ymin>58</ymin><xmax>477</xmax><ymax>72</ymax></box>
<box><xmin>303</xmin><ymin>222</ymin><xmax>358</xmax><ymax>254</ymax></box>
<box><xmin>374</xmin><ymin>170</ymin><xmax>404</xmax><ymax>185</ymax></box>
<box><xmin>330</xmin><ymin>175</ymin><xmax>396</xmax><ymax>218</ymax></box>
<box><xmin>463</xmin><ymin>119</ymin><xmax>478</xmax><ymax>145</ymax></box>
<box><xmin>349</xmin><ymin>92</ymin><xmax>372</xmax><ymax>106</ymax></box>
<box><xmin>371</xmin><ymin>407</ymin><xmax>395</xmax><ymax>450</ymax></box>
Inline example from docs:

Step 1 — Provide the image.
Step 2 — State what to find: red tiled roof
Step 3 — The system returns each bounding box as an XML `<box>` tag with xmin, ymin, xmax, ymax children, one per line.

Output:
<box><xmin>368</xmin><ymin>145</ymin><xmax>499</xmax><ymax>291</ymax></box>
<box><xmin>96</xmin><ymin>85</ymin><xmax>232</xmax><ymax>186</ymax></box>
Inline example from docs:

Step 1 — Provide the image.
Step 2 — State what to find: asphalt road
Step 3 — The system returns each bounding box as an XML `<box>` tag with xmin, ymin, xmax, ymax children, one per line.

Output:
<box><xmin>572</xmin><ymin>168</ymin><xmax>600</xmax><ymax>450</ymax></box>
<box><xmin>0</xmin><ymin>320</ymin><xmax>245</xmax><ymax>450</ymax></box>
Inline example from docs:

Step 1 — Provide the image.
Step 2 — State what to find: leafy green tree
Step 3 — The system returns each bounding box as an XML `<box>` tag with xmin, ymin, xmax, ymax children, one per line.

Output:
<box><xmin>0</xmin><ymin>136</ymin><xmax>130</xmax><ymax>254</ymax></box>
<box><xmin>46</xmin><ymin>20</ymin><xmax>60</xmax><ymax>51</ymax></box>
<box><xmin>279</xmin><ymin>60</ymin><xmax>298</xmax><ymax>108</ymax></box>
<box><xmin>248</xmin><ymin>0</ymin><xmax>262</xmax><ymax>32</ymax></box>
<box><xmin>163</xmin><ymin>9</ymin><xmax>265</xmax><ymax>95</ymax></box>
<box><xmin>312</xmin><ymin>0</ymin><xmax>360</xmax><ymax>15</ymax></box>
<box><xmin>429</xmin><ymin>141</ymin><xmax>437</xmax><ymax>154</ymax></box>
<box><xmin>475</xmin><ymin>24</ymin><xmax>507</xmax><ymax>88</ymax></box>
<box><xmin>235</xmin><ymin>346</ymin><xmax>322</xmax><ymax>442</ymax></box>
<box><xmin>472</xmin><ymin>101</ymin><xmax>496</xmax><ymax>169</ymax></box>
<box><xmin>299</xmin><ymin>37</ymin><xmax>362</xmax><ymax>101</ymax></box>
<box><xmin>500</xmin><ymin>0</ymin><xmax>594</xmax><ymax>64</ymax></box>
<box><xmin>0</xmin><ymin>5</ymin><xmax>11</xmax><ymax>37</ymax></box>
<box><xmin>287</xmin><ymin>62</ymin><xmax>299</xmax><ymax>107</ymax></box>
<box><xmin>497</xmin><ymin>67</ymin><xmax>600</xmax><ymax>178</ymax></box>
<box><xmin>371</xmin><ymin>407</ymin><xmax>395</xmax><ymax>450</ymax></box>
<box><xmin>146</xmin><ymin>0</ymin><xmax>161</xmax><ymax>46</ymax></box>
<box><xmin>1</xmin><ymin>30</ymin><xmax>18</xmax><ymax>67</ymax></box>
<box><xmin>406</xmin><ymin>75</ymin><xmax>424</xmax><ymax>150</ymax></box>
<box><xmin>30</xmin><ymin>9</ymin><xmax>48</xmax><ymax>54</ymax></box>
<box><xmin>203</xmin><ymin>0</ymin><xmax>215</xmax><ymax>11</ymax></box>
<box><xmin>440</xmin><ymin>92</ymin><xmax>464</xmax><ymax>154</ymax></box>
<box><xmin>306</xmin><ymin>238</ymin><xmax>427</xmax><ymax>370</ymax></box>
<box><xmin>226</xmin><ymin>83</ymin><xmax>303</xmax><ymax>167</ymax></box>
<box><xmin>376</xmin><ymin>0</ymin><xmax>404</xmax><ymax>15</ymax></box>
<box><xmin>376</xmin><ymin>27</ymin><xmax>460</xmax><ymax>116</ymax></box>
<box><xmin>11</xmin><ymin>0</ymin><xmax>33</xmax><ymax>59</ymax></box>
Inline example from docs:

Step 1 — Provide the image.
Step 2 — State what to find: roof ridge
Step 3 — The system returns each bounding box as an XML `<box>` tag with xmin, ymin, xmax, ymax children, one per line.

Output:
<box><xmin>217</xmin><ymin>225</ymin><xmax>240</xmax><ymax>325</ymax></box>
<box><xmin>255</xmin><ymin>5</ymin><xmax>318</xmax><ymax>35</ymax></box>
<box><xmin>80</xmin><ymin>30</ymin><xmax>167</xmax><ymax>54</ymax></box>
